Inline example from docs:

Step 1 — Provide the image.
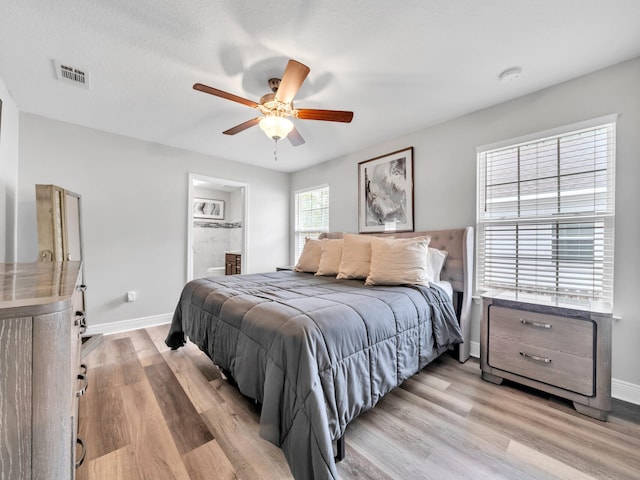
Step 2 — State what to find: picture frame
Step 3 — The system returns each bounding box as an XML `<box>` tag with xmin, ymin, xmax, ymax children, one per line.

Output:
<box><xmin>358</xmin><ymin>147</ymin><xmax>414</xmax><ymax>233</ymax></box>
<box><xmin>193</xmin><ymin>197</ymin><xmax>225</xmax><ymax>220</ymax></box>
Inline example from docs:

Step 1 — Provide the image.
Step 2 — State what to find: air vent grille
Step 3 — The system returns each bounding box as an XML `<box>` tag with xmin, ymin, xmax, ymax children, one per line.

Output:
<box><xmin>55</xmin><ymin>61</ymin><xmax>90</xmax><ymax>89</ymax></box>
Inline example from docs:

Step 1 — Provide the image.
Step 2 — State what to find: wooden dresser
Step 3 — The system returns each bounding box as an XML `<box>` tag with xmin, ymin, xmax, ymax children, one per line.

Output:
<box><xmin>481</xmin><ymin>292</ymin><xmax>612</xmax><ymax>420</ymax></box>
<box><xmin>0</xmin><ymin>262</ymin><xmax>87</xmax><ymax>479</ymax></box>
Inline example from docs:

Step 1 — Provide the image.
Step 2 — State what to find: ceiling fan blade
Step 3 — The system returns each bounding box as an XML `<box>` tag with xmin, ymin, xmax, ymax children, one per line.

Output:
<box><xmin>274</xmin><ymin>60</ymin><xmax>310</xmax><ymax>104</ymax></box>
<box><xmin>193</xmin><ymin>83</ymin><xmax>259</xmax><ymax>108</ymax></box>
<box><xmin>223</xmin><ymin>117</ymin><xmax>261</xmax><ymax>135</ymax></box>
<box><xmin>287</xmin><ymin>126</ymin><xmax>305</xmax><ymax>146</ymax></box>
<box><xmin>295</xmin><ymin>109</ymin><xmax>354</xmax><ymax>123</ymax></box>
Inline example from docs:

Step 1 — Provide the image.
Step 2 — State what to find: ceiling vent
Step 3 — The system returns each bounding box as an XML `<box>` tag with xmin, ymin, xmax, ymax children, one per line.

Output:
<box><xmin>54</xmin><ymin>61</ymin><xmax>90</xmax><ymax>89</ymax></box>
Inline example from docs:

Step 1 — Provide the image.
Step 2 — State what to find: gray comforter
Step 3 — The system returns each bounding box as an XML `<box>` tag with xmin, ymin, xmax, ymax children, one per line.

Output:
<box><xmin>165</xmin><ymin>271</ymin><xmax>462</xmax><ymax>479</ymax></box>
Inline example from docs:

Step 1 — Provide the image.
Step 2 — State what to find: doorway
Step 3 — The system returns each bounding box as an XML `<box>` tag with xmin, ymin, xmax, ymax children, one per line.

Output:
<box><xmin>187</xmin><ymin>173</ymin><xmax>248</xmax><ymax>281</ymax></box>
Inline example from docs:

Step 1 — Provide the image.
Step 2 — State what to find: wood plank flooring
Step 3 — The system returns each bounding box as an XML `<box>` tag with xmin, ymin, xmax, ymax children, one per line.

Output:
<box><xmin>77</xmin><ymin>325</ymin><xmax>640</xmax><ymax>480</ymax></box>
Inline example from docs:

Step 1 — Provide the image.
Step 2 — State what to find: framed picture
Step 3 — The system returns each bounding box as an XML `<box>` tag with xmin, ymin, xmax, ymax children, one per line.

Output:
<box><xmin>193</xmin><ymin>197</ymin><xmax>225</xmax><ymax>220</ymax></box>
<box><xmin>358</xmin><ymin>147</ymin><xmax>414</xmax><ymax>233</ymax></box>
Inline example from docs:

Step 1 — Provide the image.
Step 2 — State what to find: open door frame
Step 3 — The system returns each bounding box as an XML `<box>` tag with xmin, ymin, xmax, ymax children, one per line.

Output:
<box><xmin>187</xmin><ymin>173</ymin><xmax>249</xmax><ymax>282</ymax></box>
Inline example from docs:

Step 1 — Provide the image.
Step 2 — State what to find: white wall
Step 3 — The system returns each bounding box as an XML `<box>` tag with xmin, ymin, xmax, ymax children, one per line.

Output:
<box><xmin>228</xmin><ymin>188</ymin><xmax>244</xmax><ymax>223</ymax></box>
<box><xmin>0</xmin><ymin>75</ymin><xmax>20</xmax><ymax>262</ymax></box>
<box><xmin>17</xmin><ymin>114</ymin><xmax>290</xmax><ymax>328</ymax></box>
<box><xmin>291</xmin><ymin>57</ymin><xmax>640</xmax><ymax>398</ymax></box>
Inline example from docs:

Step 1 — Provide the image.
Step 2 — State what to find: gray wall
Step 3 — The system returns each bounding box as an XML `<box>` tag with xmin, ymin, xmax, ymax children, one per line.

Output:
<box><xmin>17</xmin><ymin>114</ymin><xmax>289</xmax><ymax>327</ymax></box>
<box><xmin>291</xmin><ymin>57</ymin><xmax>640</xmax><ymax>392</ymax></box>
<box><xmin>0</xmin><ymin>75</ymin><xmax>19</xmax><ymax>262</ymax></box>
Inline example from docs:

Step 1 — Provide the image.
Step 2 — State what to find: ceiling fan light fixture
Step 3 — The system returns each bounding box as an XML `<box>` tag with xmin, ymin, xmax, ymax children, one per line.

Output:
<box><xmin>259</xmin><ymin>115</ymin><xmax>294</xmax><ymax>140</ymax></box>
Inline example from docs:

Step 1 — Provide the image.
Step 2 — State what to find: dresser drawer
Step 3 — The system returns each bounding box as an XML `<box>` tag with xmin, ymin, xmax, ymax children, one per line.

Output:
<box><xmin>69</xmin><ymin>284</ymin><xmax>87</xmax><ymax>478</ymax></box>
<box><xmin>488</xmin><ymin>306</ymin><xmax>594</xmax><ymax>356</ymax></box>
<box><xmin>69</xmin><ymin>288</ymin><xmax>86</xmax><ymax>402</ymax></box>
<box><xmin>487</xmin><ymin>305</ymin><xmax>595</xmax><ymax>396</ymax></box>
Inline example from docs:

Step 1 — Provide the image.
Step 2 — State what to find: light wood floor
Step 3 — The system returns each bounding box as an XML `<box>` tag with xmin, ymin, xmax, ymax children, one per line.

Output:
<box><xmin>76</xmin><ymin>325</ymin><xmax>640</xmax><ymax>480</ymax></box>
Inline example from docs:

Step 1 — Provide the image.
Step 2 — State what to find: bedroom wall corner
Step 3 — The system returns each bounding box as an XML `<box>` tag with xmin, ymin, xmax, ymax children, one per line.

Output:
<box><xmin>0</xmin><ymin>75</ymin><xmax>20</xmax><ymax>263</ymax></box>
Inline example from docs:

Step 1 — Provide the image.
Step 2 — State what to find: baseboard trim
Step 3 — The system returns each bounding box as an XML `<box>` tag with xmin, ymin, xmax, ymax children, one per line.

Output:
<box><xmin>470</xmin><ymin>341</ymin><xmax>480</xmax><ymax>359</ymax></box>
<box><xmin>85</xmin><ymin>313</ymin><xmax>172</xmax><ymax>337</ymax></box>
<box><xmin>612</xmin><ymin>378</ymin><xmax>640</xmax><ymax>406</ymax></box>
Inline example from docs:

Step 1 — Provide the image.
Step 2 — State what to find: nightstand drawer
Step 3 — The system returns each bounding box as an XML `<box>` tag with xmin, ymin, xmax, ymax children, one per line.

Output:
<box><xmin>487</xmin><ymin>305</ymin><xmax>595</xmax><ymax>396</ymax></box>
<box><xmin>488</xmin><ymin>336</ymin><xmax>594</xmax><ymax>396</ymax></box>
<box><xmin>480</xmin><ymin>295</ymin><xmax>612</xmax><ymax>420</ymax></box>
<box><xmin>488</xmin><ymin>306</ymin><xmax>594</xmax><ymax>357</ymax></box>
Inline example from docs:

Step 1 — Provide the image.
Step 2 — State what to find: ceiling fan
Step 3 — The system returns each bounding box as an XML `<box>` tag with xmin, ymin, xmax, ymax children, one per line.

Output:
<box><xmin>193</xmin><ymin>59</ymin><xmax>354</xmax><ymax>147</ymax></box>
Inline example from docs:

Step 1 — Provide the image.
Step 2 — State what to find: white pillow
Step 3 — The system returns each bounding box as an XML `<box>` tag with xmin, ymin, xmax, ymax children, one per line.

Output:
<box><xmin>336</xmin><ymin>234</ymin><xmax>372</xmax><ymax>280</ymax></box>
<box><xmin>294</xmin><ymin>238</ymin><xmax>325</xmax><ymax>273</ymax></box>
<box><xmin>315</xmin><ymin>239</ymin><xmax>344</xmax><ymax>276</ymax></box>
<box><xmin>365</xmin><ymin>236</ymin><xmax>431</xmax><ymax>286</ymax></box>
<box><xmin>426</xmin><ymin>248</ymin><xmax>448</xmax><ymax>283</ymax></box>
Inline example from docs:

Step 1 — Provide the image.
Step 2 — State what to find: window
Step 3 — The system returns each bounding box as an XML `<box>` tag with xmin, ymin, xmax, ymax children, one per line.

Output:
<box><xmin>294</xmin><ymin>185</ymin><xmax>329</xmax><ymax>262</ymax></box>
<box><xmin>476</xmin><ymin>116</ymin><xmax>616</xmax><ymax>306</ymax></box>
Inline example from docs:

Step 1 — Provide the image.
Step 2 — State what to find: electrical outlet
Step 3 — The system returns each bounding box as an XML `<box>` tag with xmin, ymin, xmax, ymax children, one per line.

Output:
<box><xmin>126</xmin><ymin>291</ymin><xmax>136</xmax><ymax>302</ymax></box>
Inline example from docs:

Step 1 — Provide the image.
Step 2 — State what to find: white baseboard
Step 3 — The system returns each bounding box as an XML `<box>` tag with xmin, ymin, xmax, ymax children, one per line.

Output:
<box><xmin>612</xmin><ymin>378</ymin><xmax>640</xmax><ymax>405</ymax></box>
<box><xmin>470</xmin><ymin>341</ymin><xmax>480</xmax><ymax>359</ymax></box>
<box><xmin>87</xmin><ymin>317</ymin><xmax>640</xmax><ymax>406</ymax></box>
<box><xmin>85</xmin><ymin>312</ymin><xmax>172</xmax><ymax>337</ymax></box>
<box><xmin>468</xmin><ymin>341</ymin><xmax>639</xmax><ymax>405</ymax></box>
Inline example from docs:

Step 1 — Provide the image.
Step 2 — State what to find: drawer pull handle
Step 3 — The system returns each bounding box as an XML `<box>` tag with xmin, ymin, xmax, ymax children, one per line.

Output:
<box><xmin>76</xmin><ymin>373</ymin><xmax>88</xmax><ymax>397</ymax></box>
<box><xmin>520</xmin><ymin>319</ymin><xmax>552</xmax><ymax>329</ymax></box>
<box><xmin>75</xmin><ymin>312</ymin><xmax>87</xmax><ymax>334</ymax></box>
<box><xmin>520</xmin><ymin>352</ymin><xmax>552</xmax><ymax>363</ymax></box>
<box><xmin>76</xmin><ymin>436</ymin><xmax>86</xmax><ymax>468</ymax></box>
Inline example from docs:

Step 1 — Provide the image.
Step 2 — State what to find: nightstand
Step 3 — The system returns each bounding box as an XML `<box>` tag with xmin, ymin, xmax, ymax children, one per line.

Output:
<box><xmin>480</xmin><ymin>291</ymin><xmax>612</xmax><ymax>420</ymax></box>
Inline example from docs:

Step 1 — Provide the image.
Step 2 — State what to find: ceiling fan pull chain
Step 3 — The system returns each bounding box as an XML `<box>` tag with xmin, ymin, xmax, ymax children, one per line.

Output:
<box><xmin>273</xmin><ymin>138</ymin><xmax>279</xmax><ymax>161</ymax></box>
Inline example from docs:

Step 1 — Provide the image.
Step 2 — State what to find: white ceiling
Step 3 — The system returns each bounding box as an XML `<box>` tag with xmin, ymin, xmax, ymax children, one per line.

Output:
<box><xmin>2</xmin><ymin>1</ymin><xmax>639</xmax><ymax>173</ymax></box>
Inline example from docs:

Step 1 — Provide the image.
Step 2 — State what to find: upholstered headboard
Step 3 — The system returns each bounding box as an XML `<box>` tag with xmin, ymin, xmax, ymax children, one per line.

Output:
<box><xmin>319</xmin><ymin>227</ymin><xmax>474</xmax><ymax>362</ymax></box>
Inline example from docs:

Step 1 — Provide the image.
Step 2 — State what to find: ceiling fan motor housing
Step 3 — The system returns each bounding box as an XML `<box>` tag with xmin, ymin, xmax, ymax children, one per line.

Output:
<box><xmin>259</xmin><ymin>92</ymin><xmax>294</xmax><ymax>117</ymax></box>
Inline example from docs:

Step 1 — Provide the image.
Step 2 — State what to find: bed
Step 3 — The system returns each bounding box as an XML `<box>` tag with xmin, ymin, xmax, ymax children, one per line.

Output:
<box><xmin>165</xmin><ymin>227</ymin><xmax>474</xmax><ymax>479</ymax></box>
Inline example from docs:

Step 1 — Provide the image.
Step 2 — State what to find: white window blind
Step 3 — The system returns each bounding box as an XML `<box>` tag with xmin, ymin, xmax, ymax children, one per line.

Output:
<box><xmin>294</xmin><ymin>185</ymin><xmax>329</xmax><ymax>262</ymax></box>
<box><xmin>477</xmin><ymin>120</ymin><xmax>616</xmax><ymax>306</ymax></box>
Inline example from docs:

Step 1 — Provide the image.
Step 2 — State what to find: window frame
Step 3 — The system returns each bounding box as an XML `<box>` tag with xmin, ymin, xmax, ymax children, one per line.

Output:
<box><xmin>476</xmin><ymin>114</ymin><xmax>617</xmax><ymax>308</ymax></box>
<box><xmin>293</xmin><ymin>184</ymin><xmax>329</xmax><ymax>263</ymax></box>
